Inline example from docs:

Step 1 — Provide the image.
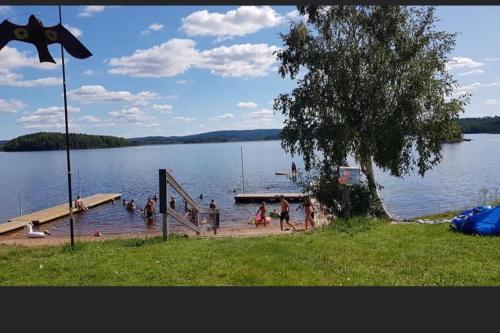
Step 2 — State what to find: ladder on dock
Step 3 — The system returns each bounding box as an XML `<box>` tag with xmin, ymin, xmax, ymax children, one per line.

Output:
<box><xmin>160</xmin><ymin>170</ymin><xmax>218</xmax><ymax>236</ymax></box>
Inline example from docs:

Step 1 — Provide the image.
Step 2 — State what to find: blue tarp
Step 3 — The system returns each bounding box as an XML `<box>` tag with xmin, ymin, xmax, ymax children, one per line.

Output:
<box><xmin>451</xmin><ymin>205</ymin><xmax>500</xmax><ymax>235</ymax></box>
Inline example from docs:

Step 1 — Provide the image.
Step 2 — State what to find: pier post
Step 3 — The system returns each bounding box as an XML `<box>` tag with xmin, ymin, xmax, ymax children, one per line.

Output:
<box><xmin>159</xmin><ymin>169</ymin><xmax>168</xmax><ymax>240</ymax></box>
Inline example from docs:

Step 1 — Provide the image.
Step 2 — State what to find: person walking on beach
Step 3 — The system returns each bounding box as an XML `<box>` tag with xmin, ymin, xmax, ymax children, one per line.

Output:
<box><xmin>255</xmin><ymin>202</ymin><xmax>268</xmax><ymax>227</ymax></box>
<box><xmin>279</xmin><ymin>195</ymin><xmax>296</xmax><ymax>231</ymax></box>
<box><xmin>303</xmin><ymin>196</ymin><xmax>315</xmax><ymax>230</ymax></box>
<box><xmin>75</xmin><ymin>195</ymin><xmax>89</xmax><ymax>213</ymax></box>
<box><xmin>291</xmin><ymin>161</ymin><xmax>297</xmax><ymax>176</ymax></box>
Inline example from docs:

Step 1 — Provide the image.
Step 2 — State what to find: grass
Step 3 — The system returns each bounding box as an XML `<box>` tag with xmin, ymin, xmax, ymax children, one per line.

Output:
<box><xmin>0</xmin><ymin>217</ymin><xmax>499</xmax><ymax>286</ymax></box>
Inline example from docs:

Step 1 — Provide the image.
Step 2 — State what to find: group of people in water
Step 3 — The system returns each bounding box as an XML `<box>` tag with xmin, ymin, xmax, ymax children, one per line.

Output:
<box><xmin>255</xmin><ymin>194</ymin><xmax>315</xmax><ymax>231</ymax></box>
<box><xmin>122</xmin><ymin>195</ymin><xmax>157</xmax><ymax>222</ymax></box>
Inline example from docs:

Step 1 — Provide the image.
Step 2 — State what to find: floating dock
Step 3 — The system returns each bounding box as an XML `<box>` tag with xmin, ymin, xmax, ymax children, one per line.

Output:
<box><xmin>235</xmin><ymin>193</ymin><xmax>303</xmax><ymax>204</ymax></box>
<box><xmin>0</xmin><ymin>193</ymin><xmax>121</xmax><ymax>235</ymax></box>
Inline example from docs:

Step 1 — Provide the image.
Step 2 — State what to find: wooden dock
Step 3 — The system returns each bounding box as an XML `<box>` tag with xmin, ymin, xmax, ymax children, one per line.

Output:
<box><xmin>0</xmin><ymin>193</ymin><xmax>121</xmax><ymax>235</ymax></box>
<box><xmin>234</xmin><ymin>192</ymin><xmax>303</xmax><ymax>204</ymax></box>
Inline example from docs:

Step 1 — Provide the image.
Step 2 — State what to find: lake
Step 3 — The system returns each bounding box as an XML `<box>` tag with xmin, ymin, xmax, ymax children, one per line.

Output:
<box><xmin>0</xmin><ymin>134</ymin><xmax>499</xmax><ymax>236</ymax></box>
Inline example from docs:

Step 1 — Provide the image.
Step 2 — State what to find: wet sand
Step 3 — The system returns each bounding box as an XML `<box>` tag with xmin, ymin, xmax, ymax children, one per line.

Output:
<box><xmin>0</xmin><ymin>211</ymin><xmax>329</xmax><ymax>248</ymax></box>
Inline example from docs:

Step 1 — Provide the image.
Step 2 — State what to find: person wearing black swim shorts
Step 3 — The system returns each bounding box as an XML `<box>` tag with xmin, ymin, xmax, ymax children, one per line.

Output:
<box><xmin>279</xmin><ymin>195</ymin><xmax>296</xmax><ymax>231</ymax></box>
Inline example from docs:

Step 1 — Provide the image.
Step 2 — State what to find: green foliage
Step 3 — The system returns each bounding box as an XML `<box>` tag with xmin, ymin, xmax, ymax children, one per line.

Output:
<box><xmin>3</xmin><ymin>132</ymin><xmax>129</xmax><ymax>152</ymax></box>
<box><xmin>458</xmin><ymin>116</ymin><xmax>500</xmax><ymax>134</ymax></box>
<box><xmin>274</xmin><ymin>6</ymin><xmax>468</xmax><ymax>216</ymax></box>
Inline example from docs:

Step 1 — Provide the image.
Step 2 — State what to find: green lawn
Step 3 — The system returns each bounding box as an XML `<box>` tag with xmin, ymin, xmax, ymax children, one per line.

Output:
<box><xmin>0</xmin><ymin>218</ymin><xmax>498</xmax><ymax>286</ymax></box>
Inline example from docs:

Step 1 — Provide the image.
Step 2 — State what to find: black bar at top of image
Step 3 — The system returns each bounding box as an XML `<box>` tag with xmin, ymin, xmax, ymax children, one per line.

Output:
<box><xmin>3</xmin><ymin>1</ymin><xmax>500</xmax><ymax>7</ymax></box>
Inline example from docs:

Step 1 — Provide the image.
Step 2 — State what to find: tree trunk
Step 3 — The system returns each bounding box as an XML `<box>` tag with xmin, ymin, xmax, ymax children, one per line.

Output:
<box><xmin>360</xmin><ymin>156</ymin><xmax>392</xmax><ymax>220</ymax></box>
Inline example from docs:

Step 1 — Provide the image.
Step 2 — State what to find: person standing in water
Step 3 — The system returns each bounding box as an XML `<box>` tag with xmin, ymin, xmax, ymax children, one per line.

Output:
<box><xmin>126</xmin><ymin>199</ymin><xmax>136</xmax><ymax>211</ymax></box>
<box><xmin>291</xmin><ymin>161</ymin><xmax>297</xmax><ymax>176</ymax></box>
<box><xmin>144</xmin><ymin>198</ymin><xmax>156</xmax><ymax>220</ymax></box>
<box><xmin>169</xmin><ymin>196</ymin><xmax>176</xmax><ymax>210</ymax></box>
<box><xmin>279</xmin><ymin>195</ymin><xmax>296</xmax><ymax>231</ymax></box>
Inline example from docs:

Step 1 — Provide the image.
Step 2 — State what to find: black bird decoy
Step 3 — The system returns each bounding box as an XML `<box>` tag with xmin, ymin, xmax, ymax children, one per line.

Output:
<box><xmin>0</xmin><ymin>15</ymin><xmax>92</xmax><ymax>63</ymax></box>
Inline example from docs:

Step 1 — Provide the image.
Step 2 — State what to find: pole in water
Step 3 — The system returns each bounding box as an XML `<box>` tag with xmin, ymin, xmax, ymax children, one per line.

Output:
<box><xmin>59</xmin><ymin>5</ymin><xmax>74</xmax><ymax>246</ymax></box>
<box><xmin>78</xmin><ymin>168</ymin><xmax>80</xmax><ymax>197</ymax></box>
<box><xmin>240</xmin><ymin>146</ymin><xmax>245</xmax><ymax>193</ymax></box>
<box><xmin>18</xmin><ymin>193</ymin><xmax>22</xmax><ymax>216</ymax></box>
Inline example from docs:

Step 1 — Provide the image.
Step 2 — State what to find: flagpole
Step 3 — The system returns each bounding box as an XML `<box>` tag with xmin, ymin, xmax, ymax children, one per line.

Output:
<box><xmin>59</xmin><ymin>5</ymin><xmax>74</xmax><ymax>247</ymax></box>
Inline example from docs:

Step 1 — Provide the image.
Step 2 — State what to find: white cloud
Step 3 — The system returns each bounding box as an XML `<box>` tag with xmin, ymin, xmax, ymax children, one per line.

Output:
<box><xmin>446</xmin><ymin>57</ymin><xmax>484</xmax><ymax>71</ymax></box>
<box><xmin>485</xmin><ymin>99</ymin><xmax>498</xmax><ymax>106</ymax></box>
<box><xmin>108</xmin><ymin>39</ymin><xmax>200</xmax><ymax>78</ymax></box>
<box><xmin>286</xmin><ymin>10</ymin><xmax>300</xmax><ymax>19</ymax></box>
<box><xmin>236</xmin><ymin>101</ymin><xmax>257</xmax><ymax>109</ymax></box>
<box><xmin>64</xmin><ymin>24</ymin><xmax>82</xmax><ymax>37</ymax></box>
<box><xmin>451</xmin><ymin>81</ymin><xmax>500</xmax><ymax>99</ymax></box>
<box><xmin>457</xmin><ymin>69</ymin><xmax>484</xmax><ymax>76</ymax></box>
<box><xmin>108</xmin><ymin>39</ymin><xmax>278</xmax><ymax>78</ymax></box>
<box><xmin>67</xmin><ymin>85</ymin><xmax>157</xmax><ymax>105</ymax></box>
<box><xmin>0</xmin><ymin>72</ymin><xmax>60</xmax><ymax>87</ymax></box>
<box><xmin>0</xmin><ymin>46</ymin><xmax>60</xmax><ymax>72</ymax></box>
<box><xmin>211</xmin><ymin>113</ymin><xmax>234</xmax><ymax>120</ymax></box>
<box><xmin>79</xmin><ymin>115</ymin><xmax>102</xmax><ymax>123</ymax></box>
<box><xmin>0</xmin><ymin>46</ymin><xmax>62</xmax><ymax>87</ymax></box>
<box><xmin>78</xmin><ymin>6</ymin><xmax>106</xmax><ymax>17</ymax></box>
<box><xmin>0</xmin><ymin>6</ymin><xmax>12</xmax><ymax>14</ymax></box>
<box><xmin>244</xmin><ymin>108</ymin><xmax>275</xmax><ymax>122</ymax></box>
<box><xmin>198</xmin><ymin>43</ymin><xmax>279</xmax><ymax>77</ymax></box>
<box><xmin>175</xmin><ymin>79</ymin><xmax>193</xmax><ymax>84</ymax></box>
<box><xmin>181</xmin><ymin>6</ymin><xmax>283</xmax><ymax>40</ymax></box>
<box><xmin>108</xmin><ymin>107</ymin><xmax>159</xmax><ymax>127</ymax></box>
<box><xmin>0</xmin><ymin>98</ymin><xmax>26</xmax><ymax>113</ymax></box>
<box><xmin>151</xmin><ymin>104</ymin><xmax>173</xmax><ymax>113</ymax></box>
<box><xmin>17</xmin><ymin>105</ymin><xmax>80</xmax><ymax>129</ymax></box>
<box><xmin>172</xmin><ymin>116</ymin><xmax>196</xmax><ymax>122</ymax></box>
<box><xmin>83</xmin><ymin>70</ymin><xmax>94</xmax><ymax>76</ymax></box>
<box><xmin>141</xmin><ymin>23</ymin><xmax>164</xmax><ymax>35</ymax></box>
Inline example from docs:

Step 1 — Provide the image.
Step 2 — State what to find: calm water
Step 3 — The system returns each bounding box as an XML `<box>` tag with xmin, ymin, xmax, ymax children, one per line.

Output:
<box><xmin>0</xmin><ymin>134</ymin><xmax>499</xmax><ymax>236</ymax></box>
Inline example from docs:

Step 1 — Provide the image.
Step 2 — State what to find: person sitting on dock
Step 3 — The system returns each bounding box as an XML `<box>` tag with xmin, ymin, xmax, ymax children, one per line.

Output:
<box><xmin>279</xmin><ymin>195</ymin><xmax>296</xmax><ymax>231</ymax></box>
<box><xmin>75</xmin><ymin>195</ymin><xmax>89</xmax><ymax>213</ymax></box>
<box><xmin>169</xmin><ymin>196</ymin><xmax>176</xmax><ymax>210</ymax></box>
<box><xmin>144</xmin><ymin>199</ymin><xmax>156</xmax><ymax>220</ymax></box>
<box><xmin>255</xmin><ymin>202</ymin><xmax>268</xmax><ymax>227</ymax></box>
<box><xmin>126</xmin><ymin>199</ymin><xmax>136</xmax><ymax>211</ymax></box>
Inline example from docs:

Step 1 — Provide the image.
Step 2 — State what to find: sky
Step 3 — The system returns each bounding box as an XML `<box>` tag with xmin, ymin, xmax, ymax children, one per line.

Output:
<box><xmin>1</xmin><ymin>5</ymin><xmax>500</xmax><ymax>140</ymax></box>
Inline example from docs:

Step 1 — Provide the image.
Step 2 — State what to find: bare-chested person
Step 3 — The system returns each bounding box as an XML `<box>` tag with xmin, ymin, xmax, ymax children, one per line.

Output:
<box><xmin>279</xmin><ymin>195</ymin><xmax>296</xmax><ymax>231</ymax></box>
<box><xmin>144</xmin><ymin>198</ymin><xmax>156</xmax><ymax>221</ymax></box>
<box><xmin>303</xmin><ymin>195</ymin><xmax>315</xmax><ymax>230</ymax></box>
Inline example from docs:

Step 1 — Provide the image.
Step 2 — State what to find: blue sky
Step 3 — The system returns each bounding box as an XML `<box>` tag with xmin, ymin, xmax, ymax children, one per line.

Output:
<box><xmin>0</xmin><ymin>5</ymin><xmax>500</xmax><ymax>140</ymax></box>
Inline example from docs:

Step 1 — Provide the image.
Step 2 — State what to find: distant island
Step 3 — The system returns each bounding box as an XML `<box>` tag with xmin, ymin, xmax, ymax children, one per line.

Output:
<box><xmin>2</xmin><ymin>132</ymin><xmax>129</xmax><ymax>152</ymax></box>
<box><xmin>457</xmin><ymin>116</ymin><xmax>500</xmax><ymax>134</ymax></box>
<box><xmin>1</xmin><ymin>129</ymin><xmax>282</xmax><ymax>152</ymax></box>
<box><xmin>128</xmin><ymin>129</ymin><xmax>281</xmax><ymax>146</ymax></box>
<box><xmin>2</xmin><ymin>117</ymin><xmax>500</xmax><ymax>152</ymax></box>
